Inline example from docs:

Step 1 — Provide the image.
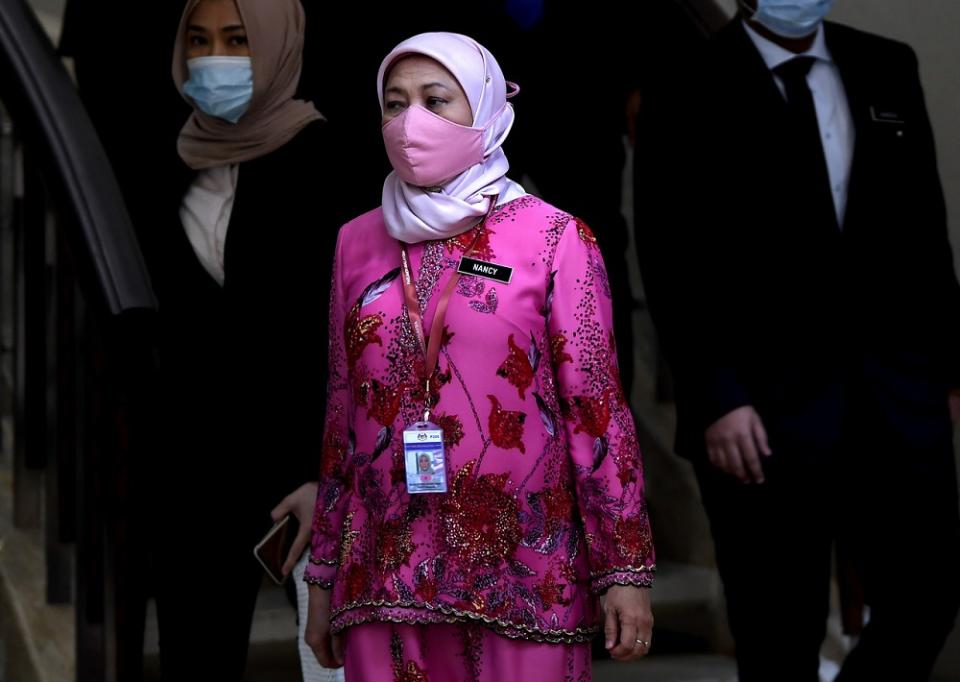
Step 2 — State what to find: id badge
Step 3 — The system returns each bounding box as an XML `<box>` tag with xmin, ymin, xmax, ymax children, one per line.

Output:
<box><xmin>403</xmin><ymin>422</ymin><xmax>447</xmax><ymax>494</ymax></box>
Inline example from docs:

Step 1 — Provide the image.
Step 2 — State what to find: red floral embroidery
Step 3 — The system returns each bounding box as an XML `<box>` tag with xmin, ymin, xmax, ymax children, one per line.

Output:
<box><xmin>409</xmin><ymin>367</ymin><xmax>451</xmax><ymax>412</ymax></box>
<box><xmin>351</xmin><ymin>368</ymin><xmax>371</xmax><ymax>407</ymax></box>
<box><xmin>543</xmin><ymin>484</ymin><xmax>575</xmax><ymax>534</ymax></box>
<box><xmin>558</xmin><ymin>559</ymin><xmax>578</xmax><ymax>583</ymax></box>
<box><xmin>440</xmin><ymin>325</ymin><xmax>455</xmax><ymax>348</ymax></box>
<box><xmin>368</xmin><ymin>379</ymin><xmax>404</xmax><ymax>427</ymax></box>
<box><xmin>435</xmin><ymin>366</ymin><xmax>452</xmax><ymax>397</ymax></box>
<box><xmin>487</xmin><ymin>395</ymin><xmax>527</xmax><ymax>453</ymax></box>
<box><xmin>496</xmin><ymin>334</ymin><xmax>534</xmax><ymax>399</ymax></box>
<box><xmin>445</xmin><ymin>225</ymin><xmax>495</xmax><ymax>261</ymax></box>
<box><xmin>615</xmin><ymin>431</ymin><xmax>641</xmax><ymax>487</ymax></box>
<box><xmin>576</xmin><ymin>218</ymin><xmax>598</xmax><ymax>246</ymax></box>
<box><xmin>536</xmin><ymin>570</ymin><xmax>569</xmax><ymax>608</ymax></box>
<box><xmin>441</xmin><ymin>460</ymin><xmax>521</xmax><ymax>567</ymax></box>
<box><xmin>311</xmin><ymin>503</ymin><xmax>327</xmax><ymax>536</ymax></box>
<box><xmin>434</xmin><ymin>413</ymin><xmax>465</xmax><ymax>450</ymax></box>
<box><xmin>415</xmin><ymin>576</ymin><xmax>438</xmax><ymax>603</ymax></box>
<box><xmin>391</xmin><ymin>632</ymin><xmax>429</xmax><ymax>682</ymax></box>
<box><xmin>572</xmin><ymin>390</ymin><xmax>615</xmax><ymax>439</ymax></box>
<box><xmin>608</xmin><ymin>332</ymin><xmax>626</xmax><ymax>405</ymax></box>
<box><xmin>345</xmin><ymin>303</ymin><xmax>384</xmax><ymax>370</ymax></box>
<box><xmin>614</xmin><ymin>514</ymin><xmax>653</xmax><ymax>562</ymax></box>
<box><xmin>390</xmin><ymin>449</ymin><xmax>406</xmax><ymax>485</ymax></box>
<box><xmin>550</xmin><ymin>333</ymin><xmax>573</xmax><ymax>365</ymax></box>
<box><xmin>377</xmin><ymin>517</ymin><xmax>415</xmax><ymax>573</ymax></box>
<box><xmin>320</xmin><ymin>429</ymin><xmax>347</xmax><ymax>479</ymax></box>
<box><xmin>395</xmin><ymin>659</ymin><xmax>429</xmax><ymax>682</ymax></box>
<box><xmin>343</xmin><ymin>563</ymin><xmax>368</xmax><ymax>603</ymax></box>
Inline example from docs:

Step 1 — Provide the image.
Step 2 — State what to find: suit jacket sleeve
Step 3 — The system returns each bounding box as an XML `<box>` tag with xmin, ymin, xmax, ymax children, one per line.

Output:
<box><xmin>901</xmin><ymin>45</ymin><xmax>960</xmax><ymax>386</ymax></box>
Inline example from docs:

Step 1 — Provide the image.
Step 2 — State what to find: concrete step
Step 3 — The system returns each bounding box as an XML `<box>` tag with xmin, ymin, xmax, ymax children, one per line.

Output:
<box><xmin>596</xmin><ymin>655</ymin><xmax>736</xmax><ymax>682</ymax></box>
<box><xmin>647</xmin><ymin>562</ymin><xmax>731</xmax><ymax>655</ymax></box>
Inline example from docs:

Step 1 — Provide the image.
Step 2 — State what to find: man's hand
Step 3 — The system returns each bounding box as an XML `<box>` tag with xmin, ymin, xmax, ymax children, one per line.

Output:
<box><xmin>705</xmin><ymin>406</ymin><xmax>772</xmax><ymax>484</ymax></box>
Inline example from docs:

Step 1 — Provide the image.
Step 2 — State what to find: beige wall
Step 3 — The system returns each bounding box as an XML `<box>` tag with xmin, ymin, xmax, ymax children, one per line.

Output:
<box><xmin>716</xmin><ymin>0</ymin><xmax>960</xmax><ymax>267</ymax></box>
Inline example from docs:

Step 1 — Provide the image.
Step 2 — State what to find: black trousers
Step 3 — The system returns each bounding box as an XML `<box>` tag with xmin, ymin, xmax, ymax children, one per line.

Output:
<box><xmin>150</xmin><ymin>391</ymin><xmax>279</xmax><ymax>681</ymax></box>
<box><xmin>155</xmin><ymin>525</ymin><xmax>265</xmax><ymax>680</ymax></box>
<box><xmin>696</xmin><ymin>393</ymin><xmax>960</xmax><ymax>682</ymax></box>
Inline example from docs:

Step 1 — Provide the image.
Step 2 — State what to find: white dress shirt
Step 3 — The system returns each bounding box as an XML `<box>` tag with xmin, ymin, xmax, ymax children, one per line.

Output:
<box><xmin>743</xmin><ymin>21</ymin><xmax>855</xmax><ymax>227</ymax></box>
<box><xmin>179</xmin><ymin>164</ymin><xmax>239</xmax><ymax>286</ymax></box>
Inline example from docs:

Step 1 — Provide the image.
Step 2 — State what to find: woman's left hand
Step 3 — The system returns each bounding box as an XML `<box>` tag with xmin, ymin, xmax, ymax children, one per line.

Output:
<box><xmin>270</xmin><ymin>482</ymin><xmax>319</xmax><ymax>578</ymax></box>
<box><xmin>600</xmin><ymin>585</ymin><xmax>654</xmax><ymax>662</ymax></box>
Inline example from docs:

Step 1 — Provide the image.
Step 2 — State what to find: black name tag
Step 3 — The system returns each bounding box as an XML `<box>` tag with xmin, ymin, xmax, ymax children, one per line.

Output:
<box><xmin>457</xmin><ymin>256</ymin><xmax>513</xmax><ymax>284</ymax></box>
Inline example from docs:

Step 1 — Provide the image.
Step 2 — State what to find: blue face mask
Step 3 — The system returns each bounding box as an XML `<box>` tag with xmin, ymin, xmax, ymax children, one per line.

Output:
<box><xmin>741</xmin><ymin>0</ymin><xmax>836</xmax><ymax>39</ymax></box>
<box><xmin>182</xmin><ymin>56</ymin><xmax>254</xmax><ymax>124</ymax></box>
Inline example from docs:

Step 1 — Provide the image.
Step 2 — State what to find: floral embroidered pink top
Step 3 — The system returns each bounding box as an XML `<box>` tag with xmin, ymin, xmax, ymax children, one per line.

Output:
<box><xmin>306</xmin><ymin>195</ymin><xmax>655</xmax><ymax>644</ymax></box>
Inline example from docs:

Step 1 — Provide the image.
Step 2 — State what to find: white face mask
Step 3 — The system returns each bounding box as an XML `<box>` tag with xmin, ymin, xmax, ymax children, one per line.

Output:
<box><xmin>740</xmin><ymin>0</ymin><xmax>836</xmax><ymax>39</ymax></box>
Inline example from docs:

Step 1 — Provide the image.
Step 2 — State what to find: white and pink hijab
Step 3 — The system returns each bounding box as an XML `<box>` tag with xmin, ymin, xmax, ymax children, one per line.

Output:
<box><xmin>377</xmin><ymin>32</ymin><xmax>526</xmax><ymax>244</ymax></box>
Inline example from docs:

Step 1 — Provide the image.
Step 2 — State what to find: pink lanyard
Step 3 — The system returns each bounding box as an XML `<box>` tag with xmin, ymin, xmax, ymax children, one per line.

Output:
<box><xmin>398</xmin><ymin>200</ymin><xmax>498</xmax><ymax>421</ymax></box>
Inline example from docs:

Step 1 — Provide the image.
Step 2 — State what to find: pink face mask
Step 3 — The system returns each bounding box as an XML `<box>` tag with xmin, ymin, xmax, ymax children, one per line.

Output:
<box><xmin>382</xmin><ymin>105</ymin><xmax>486</xmax><ymax>188</ymax></box>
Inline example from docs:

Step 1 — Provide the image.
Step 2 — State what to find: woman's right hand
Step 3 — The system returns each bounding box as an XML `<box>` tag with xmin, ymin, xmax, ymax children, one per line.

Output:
<box><xmin>305</xmin><ymin>584</ymin><xmax>343</xmax><ymax>668</ymax></box>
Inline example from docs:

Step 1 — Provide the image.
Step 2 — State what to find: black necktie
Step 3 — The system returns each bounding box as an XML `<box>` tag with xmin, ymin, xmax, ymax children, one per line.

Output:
<box><xmin>774</xmin><ymin>56</ymin><xmax>837</xmax><ymax>225</ymax></box>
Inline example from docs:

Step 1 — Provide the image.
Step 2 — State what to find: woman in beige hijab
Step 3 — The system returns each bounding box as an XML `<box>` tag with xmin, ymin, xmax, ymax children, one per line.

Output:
<box><xmin>154</xmin><ymin>1</ymin><xmax>353</xmax><ymax>679</ymax></box>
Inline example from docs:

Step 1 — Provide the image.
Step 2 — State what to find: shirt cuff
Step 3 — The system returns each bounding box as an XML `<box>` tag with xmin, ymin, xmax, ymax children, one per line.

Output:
<box><xmin>303</xmin><ymin>555</ymin><xmax>338</xmax><ymax>589</ymax></box>
<box><xmin>591</xmin><ymin>566</ymin><xmax>656</xmax><ymax>595</ymax></box>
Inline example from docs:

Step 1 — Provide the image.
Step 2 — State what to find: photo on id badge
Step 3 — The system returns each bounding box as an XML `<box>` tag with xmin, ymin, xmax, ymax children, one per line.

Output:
<box><xmin>403</xmin><ymin>421</ymin><xmax>447</xmax><ymax>494</ymax></box>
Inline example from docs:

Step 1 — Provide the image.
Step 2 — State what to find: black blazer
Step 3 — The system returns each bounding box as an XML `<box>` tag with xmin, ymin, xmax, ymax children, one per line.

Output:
<box><xmin>636</xmin><ymin>20</ymin><xmax>960</xmax><ymax>459</ymax></box>
<box><xmin>151</xmin><ymin>121</ymin><xmax>366</xmax><ymax>510</ymax></box>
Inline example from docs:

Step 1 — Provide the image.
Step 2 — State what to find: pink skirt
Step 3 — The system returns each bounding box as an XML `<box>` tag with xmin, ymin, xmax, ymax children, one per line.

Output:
<box><xmin>342</xmin><ymin>622</ymin><xmax>591</xmax><ymax>681</ymax></box>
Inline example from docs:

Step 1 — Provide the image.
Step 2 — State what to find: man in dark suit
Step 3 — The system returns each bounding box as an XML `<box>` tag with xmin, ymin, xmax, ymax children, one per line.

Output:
<box><xmin>636</xmin><ymin>1</ymin><xmax>960</xmax><ymax>680</ymax></box>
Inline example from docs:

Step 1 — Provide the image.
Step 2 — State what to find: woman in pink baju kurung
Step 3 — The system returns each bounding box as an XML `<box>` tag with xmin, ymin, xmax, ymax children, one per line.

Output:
<box><xmin>305</xmin><ymin>33</ymin><xmax>655</xmax><ymax>681</ymax></box>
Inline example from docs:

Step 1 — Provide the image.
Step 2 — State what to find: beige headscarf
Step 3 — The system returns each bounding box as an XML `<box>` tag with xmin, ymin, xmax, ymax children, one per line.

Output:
<box><xmin>172</xmin><ymin>0</ymin><xmax>323</xmax><ymax>170</ymax></box>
